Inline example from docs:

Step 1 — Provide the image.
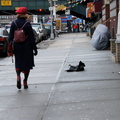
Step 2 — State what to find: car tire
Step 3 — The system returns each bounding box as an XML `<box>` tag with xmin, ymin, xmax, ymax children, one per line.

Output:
<box><xmin>43</xmin><ymin>35</ymin><xmax>48</xmax><ymax>40</ymax></box>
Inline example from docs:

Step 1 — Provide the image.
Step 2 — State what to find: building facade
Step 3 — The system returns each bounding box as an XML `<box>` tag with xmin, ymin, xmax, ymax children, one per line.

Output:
<box><xmin>102</xmin><ymin>0</ymin><xmax>119</xmax><ymax>38</ymax></box>
<box><xmin>102</xmin><ymin>0</ymin><xmax>120</xmax><ymax>63</ymax></box>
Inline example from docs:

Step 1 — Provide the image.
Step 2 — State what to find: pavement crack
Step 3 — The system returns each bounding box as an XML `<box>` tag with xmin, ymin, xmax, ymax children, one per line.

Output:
<box><xmin>39</xmin><ymin>34</ymin><xmax>77</xmax><ymax>120</ymax></box>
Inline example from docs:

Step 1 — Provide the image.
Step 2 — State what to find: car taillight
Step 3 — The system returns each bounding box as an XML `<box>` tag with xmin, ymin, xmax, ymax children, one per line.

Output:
<box><xmin>0</xmin><ymin>37</ymin><xmax>5</xmax><ymax>41</ymax></box>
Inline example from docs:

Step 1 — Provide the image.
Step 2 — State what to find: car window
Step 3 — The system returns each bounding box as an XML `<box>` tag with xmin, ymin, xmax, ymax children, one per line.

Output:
<box><xmin>42</xmin><ymin>25</ymin><xmax>45</xmax><ymax>29</ymax></box>
<box><xmin>31</xmin><ymin>25</ymin><xmax>38</xmax><ymax>27</ymax></box>
<box><xmin>32</xmin><ymin>27</ymin><xmax>39</xmax><ymax>32</ymax></box>
<box><xmin>0</xmin><ymin>30</ymin><xmax>3</xmax><ymax>35</ymax></box>
<box><xmin>39</xmin><ymin>26</ymin><xmax>42</xmax><ymax>29</ymax></box>
<box><xmin>7</xmin><ymin>28</ymin><xmax>10</xmax><ymax>33</ymax></box>
<box><xmin>3</xmin><ymin>30</ymin><xmax>8</xmax><ymax>36</ymax></box>
<box><xmin>45</xmin><ymin>25</ymin><xmax>51</xmax><ymax>29</ymax></box>
<box><xmin>31</xmin><ymin>23</ymin><xmax>41</xmax><ymax>27</ymax></box>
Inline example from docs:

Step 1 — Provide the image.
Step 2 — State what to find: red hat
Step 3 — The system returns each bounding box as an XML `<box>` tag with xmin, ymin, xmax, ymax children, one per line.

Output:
<box><xmin>16</xmin><ymin>7</ymin><xmax>27</xmax><ymax>14</ymax></box>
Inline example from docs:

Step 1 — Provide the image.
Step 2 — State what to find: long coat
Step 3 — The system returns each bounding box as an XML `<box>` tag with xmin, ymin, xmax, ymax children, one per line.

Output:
<box><xmin>9</xmin><ymin>17</ymin><xmax>37</xmax><ymax>71</ymax></box>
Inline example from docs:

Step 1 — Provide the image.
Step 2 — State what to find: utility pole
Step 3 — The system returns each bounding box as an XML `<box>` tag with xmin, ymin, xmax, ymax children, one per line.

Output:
<box><xmin>53</xmin><ymin>0</ymin><xmax>58</xmax><ymax>37</ymax></box>
<box><xmin>53</xmin><ymin>0</ymin><xmax>57</xmax><ymax>18</ymax></box>
<box><xmin>48</xmin><ymin>0</ymin><xmax>54</xmax><ymax>40</ymax></box>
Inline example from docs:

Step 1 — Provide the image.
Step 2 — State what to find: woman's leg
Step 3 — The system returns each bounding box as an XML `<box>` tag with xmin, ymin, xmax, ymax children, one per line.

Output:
<box><xmin>16</xmin><ymin>69</ymin><xmax>21</xmax><ymax>89</ymax></box>
<box><xmin>23</xmin><ymin>70</ymin><xmax>30</xmax><ymax>89</ymax></box>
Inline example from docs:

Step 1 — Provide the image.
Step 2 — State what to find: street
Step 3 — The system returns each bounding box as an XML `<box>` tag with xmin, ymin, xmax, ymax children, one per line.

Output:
<box><xmin>0</xmin><ymin>32</ymin><xmax>120</xmax><ymax>120</ymax></box>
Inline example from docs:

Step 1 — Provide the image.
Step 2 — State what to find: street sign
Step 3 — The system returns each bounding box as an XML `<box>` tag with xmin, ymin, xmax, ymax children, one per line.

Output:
<box><xmin>65</xmin><ymin>9</ymin><xmax>70</xmax><ymax>15</ymax></box>
<box><xmin>53</xmin><ymin>6</ymin><xmax>56</xmax><ymax>16</ymax></box>
<box><xmin>67</xmin><ymin>15</ymin><xmax>72</xmax><ymax>20</ymax></box>
<box><xmin>49</xmin><ymin>7</ymin><xmax>53</xmax><ymax>11</ymax></box>
<box><xmin>1</xmin><ymin>0</ymin><xmax>12</xmax><ymax>6</ymax></box>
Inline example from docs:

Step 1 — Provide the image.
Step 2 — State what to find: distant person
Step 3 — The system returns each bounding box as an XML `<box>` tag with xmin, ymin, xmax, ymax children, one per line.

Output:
<box><xmin>79</xmin><ymin>24</ymin><xmax>83</xmax><ymax>32</ymax></box>
<box><xmin>85</xmin><ymin>24</ymin><xmax>89</xmax><ymax>32</ymax></box>
<box><xmin>72</xmin><ymin>24</ymin><xmax>75</xmax><ymax>32</ymax></box>
<box><xmin>77</xmin><ymin>23</ymin><xmax>80</xmax><ymax>32</ymax></box>
<box><xmin>73</xmin><ymin>23</ymin><xmax>78</xmax><ymax>32</ymax></box>
<box><xmin>67</xmin><ymin>20</ymin><xmax>72</xmax><ymax>33</ymax></box>
<box><xmin>8</xmin><ymin>7</ymin><xmax>38</xmax><ymax>89</ymax></box>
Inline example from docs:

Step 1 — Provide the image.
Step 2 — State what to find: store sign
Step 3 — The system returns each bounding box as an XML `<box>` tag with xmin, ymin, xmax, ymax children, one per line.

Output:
<box><xmin>86</xmin><ymin>8</ymin><xmax>91</xmax><ymax>18</ymax></box>
<box><xmin>87</xmin><ymin>2</ymin><xmax>94</xmax><ymax>13</ymax></box>
<box><xmin>65</xmin><ymin>9</ymin><xmax>70</xmax><ymax>15</ymax></box>
<box><xmin>56</xmin><ymin>5</ymin><xmax>66</xmax><ymax>11</ymax></box>
<box><xmin>1</xmin><ymin>0</ymin><xmax>12</xmax><ymax>6</ymax></box>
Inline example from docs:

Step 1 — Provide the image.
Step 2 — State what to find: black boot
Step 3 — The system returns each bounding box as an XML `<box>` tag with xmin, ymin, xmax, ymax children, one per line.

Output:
<box><xmin>17</xmin><ymin>80</ymin><xmax>21</xmax><ymax>89</ymax></box>
<box><xmin>23</xmin><ymin>79</ymin><xmax>28</xmax><ymax>89</ymax></box>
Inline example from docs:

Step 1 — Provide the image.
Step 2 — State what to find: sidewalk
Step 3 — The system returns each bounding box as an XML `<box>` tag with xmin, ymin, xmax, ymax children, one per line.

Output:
<box><xmin>0</xmin><ymin>33</ymin><xmax>120</xmax><ymax>120</ymax></box>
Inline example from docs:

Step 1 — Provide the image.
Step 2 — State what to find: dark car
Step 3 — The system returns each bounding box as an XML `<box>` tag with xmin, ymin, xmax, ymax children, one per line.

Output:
<box><xmin>40</xmin><ymin>24</ymin><xmax>49</xmax><ymax>40</ymax></box>
<box><xmin>44</xmin><ymin>24</ymin><xmax>51</xmax><ymax>37</ymax></box>
<box><xmin>0</xmin><ymin>28</ymin><xmax>9</xmax><ymax>56</ymax></box>
<box><xmin>44</xmin><ymin>24</ymin><xmax>55</xmax><ymax>38</ymax></box>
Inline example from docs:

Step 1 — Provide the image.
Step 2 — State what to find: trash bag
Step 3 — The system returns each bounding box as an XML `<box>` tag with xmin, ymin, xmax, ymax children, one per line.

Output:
<box><xmin>91</xmin><ymin>24</ymin><xmax>111</xmax><ymax>50</ymax></box>
<box><xmin>66</xmin><ymin>61</ymin><xmax>85</xmax><ymax>72</ymax></box>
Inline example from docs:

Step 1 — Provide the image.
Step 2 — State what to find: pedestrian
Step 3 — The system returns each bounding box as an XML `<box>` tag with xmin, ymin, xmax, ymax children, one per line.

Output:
<box><xmin>85</xmin><ymin>24</ymin><xmax>89</xmax><ymax>32</ymax></box>
<box><xmin>72</xmin><ymin>24</ymin><xmax>75</xmax><ymax>32</ymax></box>
<box><xmin>80</xmin><ymin>24</ymin><xmax>83</xmax><ymax>32</ymax></box>
<box><xmin>77</xmin><ymin>23</ymin><xmax>79</xmax><ymax>32</ymax></box>
<box><xmin>8</xmin><ymin>7</ymin><xmax>38</xmax><ymax>89</ymax></box>
<box><xmin>73</xmin><ymin>23</ymin><xmax>78</xmax><ymax>32</ymax></box>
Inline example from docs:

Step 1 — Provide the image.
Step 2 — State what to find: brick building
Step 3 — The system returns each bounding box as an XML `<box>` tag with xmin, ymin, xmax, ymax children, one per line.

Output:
<box><xmin>102</xmin><ymin>0</ymin><xmax>120</xmax><ymax>63</ymax></box>
<box><xmin>102</xmin><ymin>0</ymin><xmax>119</xmax><ymax>39</ymax></box>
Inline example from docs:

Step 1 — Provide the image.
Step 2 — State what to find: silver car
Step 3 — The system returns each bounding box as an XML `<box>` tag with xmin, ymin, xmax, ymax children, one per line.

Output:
<box><xmin>31</xmin><ymin>23</ymin><xmax>43</xmax><ymax>42</ymax></box>
<box><xmin>32</xmin><ymin>28</ymin><xmax>40</xmax><ymax>44</ymax></box>
<box><xmin>31</xmin><ymin>23</ymin><xmax>48</xmax><ymax>40</ymax></box>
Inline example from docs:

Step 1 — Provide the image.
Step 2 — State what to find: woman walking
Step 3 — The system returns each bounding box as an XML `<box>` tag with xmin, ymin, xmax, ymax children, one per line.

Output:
<box><xmin>8</xmin><ymin>7</ymin><xmax>38</xmax><ymax>89</ymax></box>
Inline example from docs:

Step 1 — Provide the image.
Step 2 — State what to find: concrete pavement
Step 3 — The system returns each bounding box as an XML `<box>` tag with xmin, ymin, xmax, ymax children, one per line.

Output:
<box><xmin>0</xmin><ymin>32</ymin><xmax>120</xmax><ymax>120</ymax></box>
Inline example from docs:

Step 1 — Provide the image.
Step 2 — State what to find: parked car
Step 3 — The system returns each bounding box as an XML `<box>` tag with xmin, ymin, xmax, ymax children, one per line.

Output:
<box><xmin>0</xmin><ymin>28</ymin><xmax>9</xmax><ymax>56</ymax></box>
<box><xmin>44</xmin><ymin>24</ymin><xmax>55</xmax><ymax>38</ymax></box>
<box><xmin>5</xmin><ymin>24</ymin><xmax>11</xmax><ymax>29</ymax></box>
<box><xmin>6</xmin><ymin>27</ymin><xmax>10</xmax><ymax>33</ymax></box>
<box><xmin>39</xmin><ymin>24</ymin><xmax>49</xmax><ymax>40</ymax></box>
<box><xmin>44</xmin><ymin>24</ymin><xmax>51</xmax><ymax>37</ymax></box>
<box><xmin>31</xmin><ymin>23</ymin><xmax>43</xmax><ymax>42</ymax></box>
<box><xmin>32</xmin><ymin>28</ymin><xmax>41</xmax><ymax>44</ymax></box>
<box><xmin>31</xmin><ymin>23</ymin><xmax>48</xmax><ymax>40</ymax></box>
